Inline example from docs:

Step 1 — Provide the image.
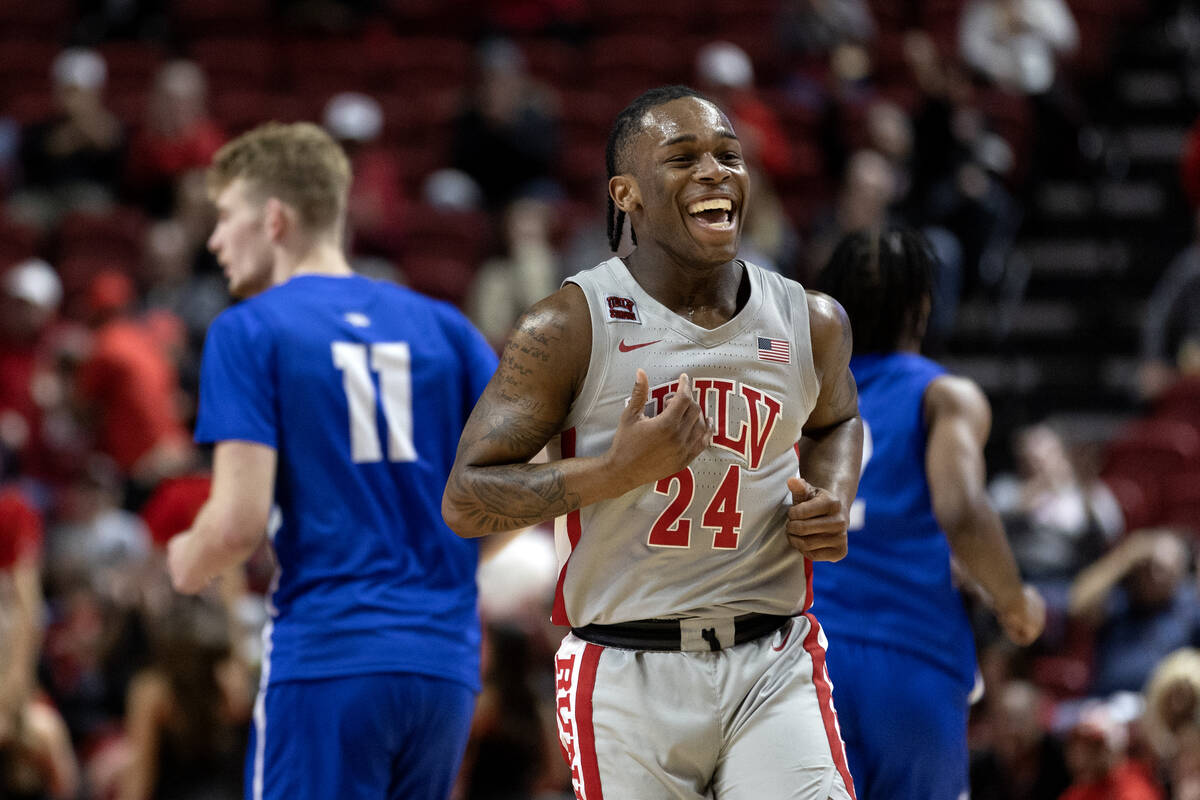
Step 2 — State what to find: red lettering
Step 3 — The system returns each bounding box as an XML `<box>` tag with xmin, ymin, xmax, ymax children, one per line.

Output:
<box><xmin>709</xmin><ymin>378</ymin><xmax>746</xmax><ymax>458</ymax></box>
<box><xmin>555</xmin><ymin>654</ymin><xmax>576</xmax><ymax>690</ymax></box>
<box><xmin>741</xmin><ymin>386</ymin><xmax>783</xmax><ymax>470</ymax></box>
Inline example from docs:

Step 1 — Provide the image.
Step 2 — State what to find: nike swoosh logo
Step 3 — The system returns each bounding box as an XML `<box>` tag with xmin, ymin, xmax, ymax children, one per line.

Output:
<box><xmin>618</xmin><ymin>338</ymin><xmax>661</xmax><ymax>352</ymax></box>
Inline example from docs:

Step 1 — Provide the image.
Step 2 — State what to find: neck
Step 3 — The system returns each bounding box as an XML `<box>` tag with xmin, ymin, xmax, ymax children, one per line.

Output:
<box><xmin>624</xmin><ymin>249</ymin><xmax>743</xmax><ymax>322</ymax></box>
<box><xmin>273</xmin><ymin>237</ymin><xmax>353</xmax><ymax>284</ymax></box>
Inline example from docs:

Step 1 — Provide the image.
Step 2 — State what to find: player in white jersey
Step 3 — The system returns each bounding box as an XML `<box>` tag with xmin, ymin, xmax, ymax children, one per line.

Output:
<box><xmin>443</xmin><ymin>86</ymin><xmax>863</xmax><ymax>799</ymax></box>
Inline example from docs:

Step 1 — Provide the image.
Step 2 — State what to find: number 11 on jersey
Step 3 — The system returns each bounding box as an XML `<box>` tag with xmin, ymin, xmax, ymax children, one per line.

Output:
<box><xmin>332</xmin><ymin>341</ymin><xmax>418</xmax><ymax>464</ymax></box>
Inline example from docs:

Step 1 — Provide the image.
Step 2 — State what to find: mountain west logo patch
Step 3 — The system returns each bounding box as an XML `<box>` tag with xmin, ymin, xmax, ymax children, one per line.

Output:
<box><xmin>605</xmin><ymin>295</ymin><xmax>642</xmax><ymax>323</ymax></box>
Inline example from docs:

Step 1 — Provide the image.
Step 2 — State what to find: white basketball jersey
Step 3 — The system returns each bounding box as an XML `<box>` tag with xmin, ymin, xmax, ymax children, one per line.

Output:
<box><xmin>548</xmin><ymin>257</ymin><xmax>821</xmax><ymax>627</ymax></box>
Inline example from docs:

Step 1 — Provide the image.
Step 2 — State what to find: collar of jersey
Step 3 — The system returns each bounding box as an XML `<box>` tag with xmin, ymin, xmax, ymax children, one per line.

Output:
<box><xmin>608</xmin><ymin>257</ymin><xmax>765</xmax><ymax>348</ymax></box>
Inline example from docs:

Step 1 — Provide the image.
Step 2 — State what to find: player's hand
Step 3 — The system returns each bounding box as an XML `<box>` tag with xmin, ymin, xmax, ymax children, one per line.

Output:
<box><xmin>605</xmin><ymin>369</ymin><xmax>712</xmax><ymax>491</ymax></box>
<box><xmin>996</xmin><ymin>584</ymin><xmax>1046</xmax><ymax>646</ymax></box>
<box><xmin>785</xmin><ymin>476</ymin><xmax>849</xmax><ymax>561</ymax></box>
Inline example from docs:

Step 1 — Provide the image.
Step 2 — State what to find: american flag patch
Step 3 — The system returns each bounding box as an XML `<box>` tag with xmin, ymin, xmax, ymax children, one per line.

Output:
<box><xmin>757</xmin><ymin>336</ymin><xmax>790</xmax><ymax>364</ymax></box>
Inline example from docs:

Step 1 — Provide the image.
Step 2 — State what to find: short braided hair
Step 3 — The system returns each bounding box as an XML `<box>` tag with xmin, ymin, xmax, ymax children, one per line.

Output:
<box><xmin>814</xmin><ymin>226</ymin><xmax>936</xmax><ymax>355</ymax></box>
<box><xmin>604</xmin><ymin>85</ymin><xmax>710</xmax><ymax>252</ymax></box>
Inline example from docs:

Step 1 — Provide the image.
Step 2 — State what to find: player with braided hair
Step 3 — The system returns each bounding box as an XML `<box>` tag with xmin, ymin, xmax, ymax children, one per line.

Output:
<box><xmin>812</xmin><ymin>226</ymin><xmax>1045</xmax><ymax>800</ymax></box>
<box><xmin>445</xmin><ymin>86</ymin><xmax>862</xmax><ymax>799</ymax></box>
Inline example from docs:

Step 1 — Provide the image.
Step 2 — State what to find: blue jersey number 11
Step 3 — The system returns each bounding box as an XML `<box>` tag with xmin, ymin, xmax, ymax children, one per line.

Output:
<box><xmin>332</xmin><ymin>341</ymin><xmax>418</xmax><ymax>463</ymax></box>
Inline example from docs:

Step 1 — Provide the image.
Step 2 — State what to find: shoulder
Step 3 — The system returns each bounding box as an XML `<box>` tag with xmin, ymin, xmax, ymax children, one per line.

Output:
<box><xmin>804</xmin><ymin>290</ymin><xmax>852</xmax><ymax>359</ymax></box>
<box><xmin>924</xmin><ymin>373</ymin><xmax>991</xmax><ymax>426</ymax></box>
<box><xmin>518</xmin><ymin>282</ymin><xmax>589</xmax><ymax>331</ymax></box>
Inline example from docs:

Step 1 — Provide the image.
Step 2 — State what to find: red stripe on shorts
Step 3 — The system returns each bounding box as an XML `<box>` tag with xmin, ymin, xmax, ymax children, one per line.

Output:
<box><xmin>551</xmin><ymin>428</ymin><xmax>582</xmax><ymax>626</ymax></box>
<box><xmin>802</xmin><ymin>613</ymin><xmax>857</xmax><ymax>800</ymax></box>
<box><xmin>576</xmin><ymin>643</ymin><xmax>604</xmax><ymax>799</ymax></box>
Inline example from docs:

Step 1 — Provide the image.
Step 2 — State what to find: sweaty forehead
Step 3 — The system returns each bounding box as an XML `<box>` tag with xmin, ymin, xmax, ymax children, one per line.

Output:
<box><xmin>639</xmin><ymin>97</ymin><xmax>732</xmax><ymax>147</ymax></box>
<box><xmin>616</xmin><ymin>97</ymin><xmax>733</xmax><ymax>173</ymax></box>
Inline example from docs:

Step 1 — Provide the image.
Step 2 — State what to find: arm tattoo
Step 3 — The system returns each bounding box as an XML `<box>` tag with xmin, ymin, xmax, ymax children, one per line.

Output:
<box><xmin>446</xmin><ymin>462</ymin><xmax>582</xmax><ymax>533</ymax></box>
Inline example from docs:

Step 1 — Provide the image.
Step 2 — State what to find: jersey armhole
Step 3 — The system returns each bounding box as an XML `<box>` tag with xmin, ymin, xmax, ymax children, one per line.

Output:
<box><xmin>789</xmin><ymin>282</ymin><xmax>820</xmax><ymax>421</ymax></box>
<box><xmin>560</xmin><ymin>276</ymin><xmax>609</xmax><ymax>431</ymax></box>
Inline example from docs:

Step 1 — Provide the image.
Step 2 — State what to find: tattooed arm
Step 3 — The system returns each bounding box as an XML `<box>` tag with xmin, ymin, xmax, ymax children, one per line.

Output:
<box><xmin>442</xmin><ymin>284</ymin><xmax>711</xmax><ymax>537</ymax></box>
<box><xmin>786</xmin><ymin>291</ymin><xmax>863</xmax><ymax>561</ymax></box>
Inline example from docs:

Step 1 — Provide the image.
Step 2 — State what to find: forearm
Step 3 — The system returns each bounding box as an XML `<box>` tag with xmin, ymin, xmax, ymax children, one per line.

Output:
<box><xmin>1068</xmin><ymin>544</ymin><xmax>1142</xmax><ymax>619</ymax></box>
<box><xmin>798</xmin><ymin>415</ymin><xmax>864</xmax><ymax>510</ymax></box>
<box><xmin>944</xmin><ymin>502</ymin><xmax>1026</xmax><ymax>612</ymax></box>
<box><xmin>444</xmin><ymin>455</ymin><xmax>627</xmax><ymax>537</ymax></box>
<box><xmin>169</xmin><ymin>502</ymin><xmax>264</xmax><ymax>593</ymax></box>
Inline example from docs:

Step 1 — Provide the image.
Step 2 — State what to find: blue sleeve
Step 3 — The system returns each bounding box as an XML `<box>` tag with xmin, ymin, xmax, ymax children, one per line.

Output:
<box><xmin>194</xmin><ymin>306</ymin><xmax>279</xmax><ymax>448</ymax></box>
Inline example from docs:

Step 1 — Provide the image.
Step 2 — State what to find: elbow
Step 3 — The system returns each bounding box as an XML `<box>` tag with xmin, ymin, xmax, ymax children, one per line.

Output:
<box><xmin>210</xmin><ymin>509</ymin><xmax>269</xmax><ymax>553</ymax></box>
<box><xmin>441</xmin><ymin>491</ymin><xmax>477</xmax><ymax>539</ymax></box>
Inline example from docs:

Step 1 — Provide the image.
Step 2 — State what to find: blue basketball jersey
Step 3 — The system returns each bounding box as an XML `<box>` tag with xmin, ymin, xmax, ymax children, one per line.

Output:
<box><xmin>811</xmin><ymin>352</ymin><xmax>976</xmax><ymax>687</ymax></box>
<box><xmin>195</xmin><ymin>274</ymin><xmax>498</xmax><ymax>691</ymax></box>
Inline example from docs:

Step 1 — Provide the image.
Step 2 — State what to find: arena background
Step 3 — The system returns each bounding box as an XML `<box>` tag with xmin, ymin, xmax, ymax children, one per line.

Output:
<box><xmin>1</xmin><ymin>0</ymin><xmax>1199</xmax><ymax>798</ymax></box>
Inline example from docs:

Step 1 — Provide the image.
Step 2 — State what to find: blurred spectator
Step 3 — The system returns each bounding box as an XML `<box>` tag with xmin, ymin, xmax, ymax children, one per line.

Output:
<box><xmin>960</xmin><ymin>0</ymin><xmax>1089</xmax><ymax>184</ymax></box>
<box><xmin>1069</xmin><ymin>529</ymin><xmax>1200</xmax><ymax>698</ymax></box>
<box><xmin>694</xmin><ymin>41</ymin><xmax>800</xmax><ymax>272</ymax></box>
<box><xmin>73</xmin><ymin>269</ymin><xmax>191</xmax><ymax>497</ymax></box>
<box><xmin>137</xmin><ymin>220</ymin><xmax>227</xmax><ymax>395</ymax></box>
<box><xmin>990</xmin><ymin>424</ymin><xmax>1123</xmax><ymax>634</ymax></box>
<box><xmin>0</xmin><ymin>694</ymin><xmax>80</xmax><ymax>800</ymax></box>
<box><xmin>451</xmin><ymin>38</ymin><xmax>562</xmax><ymax>209</ymax></box>
<box><xmin>804</xmin><ymin>148</ymin><xmax>897</xmax><ymax>280</ymax></box>
<box><xmin>1060</xmin><ymin>702</ymin><xmax>1164</xmax><ymax>800</ymax></box>
<box><xmin>322</xmin><ymin>91</ymin><xmax>408</xmax><ymax>261</ymax></box>
<box><xmin>905</xmin><ymin>30</ymin><xmax>1025</xmax><ymax>312</ymax></box>
<box><xmin>118</xmin><ymin>593</ymin><xmax>251</xmax><ymax>800</ymax></box>
<box><xmin>696</xmin><ymin>41</ymin><xmax>793</xmax><ymax>181</ymax></box>
<box><xmin>0</xmin><ymin>483</ymin><xmax>45</xmax><ymax>720</ymax></box>
<box><xmin>125</xmin><ymin>60</ymin><xmax>226</xmax><ymax>218</ymax></box>
<box><xmin>423</xmin><ymin>168</ymin><xmax>485</xmax><ymax>213</ymax></box>
<box><xmin>466</xmin><ymin>192</ymin><xmax>560</xmax><ymax>349</ymax></box>
<box><xmin>44</xmin><ymin>455</ymin><xmax>152</xmax><ymax>600</ymax></box>
<box><xmin>776</xmin><ymin>0</ymin><xmax>876</xmax><ymax>62</ymax></box>
<box><xmin>1138</xmin><ymin>209</ymin><xmax>1200</xmax><ymax>401</ymax></box>
<box><xmin>971</xmin><ymin>680</ymin><xmax>1072</xmax><ymax>800</ymax></box>
<box><xmin>0</xmin><ymin>260</ymin><xmax>64</xmax><ymax>467</ymax></box>
<box><xmin>12</xmin><ymin>48</ymin><xmax>126</xmax><ymax>230</ymax></box>
<box><xmin>1141</xmin><ymin>648</ymin><xmax>1200</xmax><ymax>765</ymax></box>
<box><xmin>960</xmin><ymin>0</ymin><xmax>1078</xmax><ymax>97</ymax></box>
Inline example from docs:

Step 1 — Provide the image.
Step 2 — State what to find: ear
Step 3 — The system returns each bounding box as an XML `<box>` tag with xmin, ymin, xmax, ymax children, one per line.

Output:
<box><xmin>263</xmin><ymin>198</ymin><xmax>292</xmax><ymax>243</ymax></box>
<box><xmin>610</xmin><ymin>175</ymin><xmax>641</xmax><ymax>215</ymax></box>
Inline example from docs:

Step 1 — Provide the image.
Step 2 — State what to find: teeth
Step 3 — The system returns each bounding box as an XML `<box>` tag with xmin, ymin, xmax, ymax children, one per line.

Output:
<box><xmin>687</xmin><ymin>198</ymin><xmax>733</xmax><ymax>215</ymax></box>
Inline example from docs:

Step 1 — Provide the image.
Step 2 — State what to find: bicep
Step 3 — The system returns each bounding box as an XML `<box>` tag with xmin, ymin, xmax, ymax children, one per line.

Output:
<box><xmin>802</xmin><ymin>291</ymin><xmax>859</xmax><ymax>432</ymax></box>
<box><xmin>454</xmin><ymin>288</ymin><xmax>589</xmax><ymax>468</ymax></box>
<box><xmin>924</xmin><ymin>378</ymin><xmax>991</xmax><ymax>526</ymax></box>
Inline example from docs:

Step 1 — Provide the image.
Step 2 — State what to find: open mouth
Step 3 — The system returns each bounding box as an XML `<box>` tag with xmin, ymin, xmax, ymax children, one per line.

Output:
<box><xmin>686</xmin><ymin>197</ymin><xmax>735</xmax><ymax>232</ymax></box>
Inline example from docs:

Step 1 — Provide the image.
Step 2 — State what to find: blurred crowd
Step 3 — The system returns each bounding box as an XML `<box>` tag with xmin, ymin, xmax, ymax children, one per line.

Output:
<box><xmin>2</xmin><ymin>0</ymin><xmax>1200</xmax><ymax>798</ymax></box>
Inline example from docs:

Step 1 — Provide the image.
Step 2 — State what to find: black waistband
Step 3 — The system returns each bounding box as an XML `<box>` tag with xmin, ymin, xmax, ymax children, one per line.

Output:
<box><xmin>571</xmin><ymin>613</ymin><xmax>792</xmax><ymax>652</ymax></box>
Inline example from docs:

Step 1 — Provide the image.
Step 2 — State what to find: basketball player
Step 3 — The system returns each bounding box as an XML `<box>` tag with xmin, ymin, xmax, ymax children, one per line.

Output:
<box><xmin>166</xmin><ymin>122</ymin><xmax>498</xmax><ymax>800</ymax></box>
<box><xmin>443</xmin><ymin>85</ymin><xmax>863</xmax><ymax>799</ymax></box>
<box><xmin>812</xmin><ymin>227</ymin><xmax>1046</xmax><ymax>800</ymax></box>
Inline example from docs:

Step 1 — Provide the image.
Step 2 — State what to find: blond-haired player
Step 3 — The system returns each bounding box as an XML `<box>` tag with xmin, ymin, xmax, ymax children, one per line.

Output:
<box><xmin>168</xmin><ymin>122</ymin><xmax>498</xmax><ymax>800</ymax></box>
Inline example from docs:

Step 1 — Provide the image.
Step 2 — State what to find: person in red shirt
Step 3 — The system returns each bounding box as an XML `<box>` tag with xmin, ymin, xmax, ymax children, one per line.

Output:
<box><xmin>0</xmin><ymin>259</ymin><xmax>64</xmax><ymax>475</ymax></box>
<box><xmin>1060</xmin><ymin>705</ymin><xmax>1165</xmax><ymax>800</ymax></box>
<box><xmin>0</xmin><ymin>485</ymin><xmax>44</xmax><ymax>716</ymax></box>
<box><xmin>125</xmin><ymin>60</ymin><xmax>226</xmax><ymax>217</ymax></box>
<box><xmin>73</xmin><ymin>269</ymin><xmax>191</xmax><ymax>495</ymax></box>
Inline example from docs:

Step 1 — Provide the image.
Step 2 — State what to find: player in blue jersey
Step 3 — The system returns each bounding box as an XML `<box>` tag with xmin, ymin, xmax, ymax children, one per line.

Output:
<box><xmin>166</xmin><ymin>122</ymin><xmax>499</xmax><ymax>800</ymax></box>
<box><xmin>811</xmin><ymin>226</ymin><xmax>1046</xmax><ymax>800</ymax></box>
